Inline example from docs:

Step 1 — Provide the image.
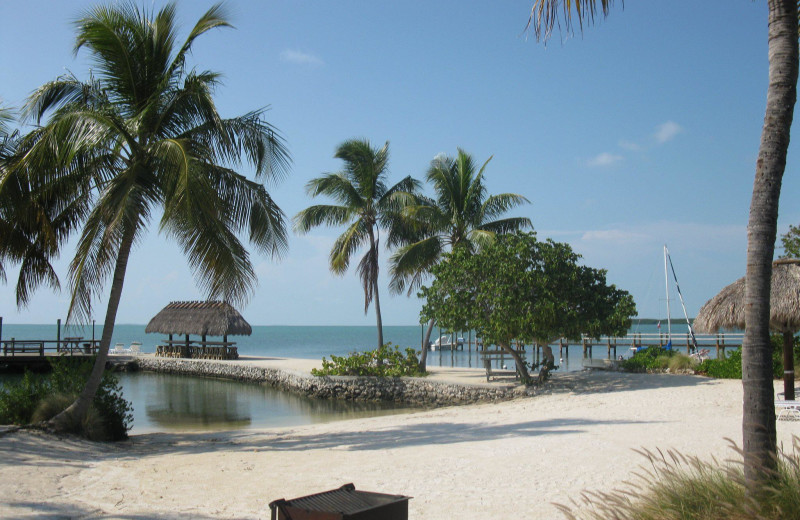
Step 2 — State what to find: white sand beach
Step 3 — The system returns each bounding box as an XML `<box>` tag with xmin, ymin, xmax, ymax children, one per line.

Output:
<box><xmin>1</xmin><ymin>364</ymin><xmax>799</xmax><ymax>519</ymax></box>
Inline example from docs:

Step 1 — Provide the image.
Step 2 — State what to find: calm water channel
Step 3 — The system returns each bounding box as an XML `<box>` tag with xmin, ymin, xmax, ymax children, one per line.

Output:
<box><xmin>118</xmin><ymin>372</ymin><xmax>415</xmax><ymax>434</ymax></box>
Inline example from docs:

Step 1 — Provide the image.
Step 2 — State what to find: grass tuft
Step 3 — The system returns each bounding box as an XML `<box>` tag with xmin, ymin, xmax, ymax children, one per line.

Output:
<box><xmin>556</xmin><ymin>437</ymin><xmax>800</xmax><ymax>520</ymax></box>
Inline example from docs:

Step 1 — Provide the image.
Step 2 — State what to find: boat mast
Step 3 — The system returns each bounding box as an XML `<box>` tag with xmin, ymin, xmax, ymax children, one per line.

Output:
<box><xmin>666</xmin><ymin>248</ymin><xmax>699</xmax><ymax>351</ymax></box>
<box><xmin>664</xmin><ymin>244</ymin><xmax>672</xmax><ymax>340</ymax></box>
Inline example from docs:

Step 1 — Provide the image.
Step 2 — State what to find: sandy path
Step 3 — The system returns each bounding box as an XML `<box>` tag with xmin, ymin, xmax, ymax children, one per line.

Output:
<box><xmin>1</xmin><ymin>371</ymin><xmax>798</xmax><ymax>519</ymax></box>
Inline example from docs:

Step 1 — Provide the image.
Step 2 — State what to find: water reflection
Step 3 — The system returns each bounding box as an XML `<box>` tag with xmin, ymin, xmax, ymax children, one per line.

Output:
<box><xmin>118</xmin><ymin>372</ymin><xmax>414</xmax><ymax>434</ymax></box>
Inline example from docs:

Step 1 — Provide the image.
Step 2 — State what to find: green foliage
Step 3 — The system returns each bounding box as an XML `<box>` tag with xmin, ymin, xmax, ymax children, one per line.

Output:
<box><xmin>695</xmin><ymin>336</ymin><xmax>799</xmax><ymax>380</ymax></box>
<box><xmin>558</xmin><ymin>437</ymin><xmax>800</xmax><ymax>520</ymax></box>
<box><xmin>698</xmin><ymin>350</ymin><xmax>743</xmax><ymax>379</ymax></box>
<box><xmin>0</xmin><ymin>371</ymin><xmax>49</xmax><ymax>424</ymax></box>
<box><xmin>420</xmin><ymin>232</ymin><xmax>636</xmax><ymax>350</ymax></box>
<box><xmin>0</xmin><ymin>357</ymin><xmax>132</xmax><ymax>440</ymax></box>
<box><xmin>780</xmin><ymin>224</ymin><xmax>800</xmax><ymax>258</ymax></box>
<box><xmin>312</xmin><ymin>344</ymin><xmax>427</xmax><ymax>377</ymax></box>
<box><xmin>667</xmin><ymin>353</ymin><xmax>698</xmax><ymax>372</ymax></box>
<box><xmin>622</xmin><ymin>346</ymin><xmax>678</xmax><ymax>372</ymax></box>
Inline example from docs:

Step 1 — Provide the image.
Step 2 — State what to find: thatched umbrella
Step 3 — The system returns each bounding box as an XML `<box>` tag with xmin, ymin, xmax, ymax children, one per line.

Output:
<box><xmin>694</xmin><ymin>258</ymin><xmax>800</xmax><ymax>400</ymax></box>
<box><xmin>146</xmin><ymin>301</ymin><xmax>251</xmax><ymax>357</ymax></box>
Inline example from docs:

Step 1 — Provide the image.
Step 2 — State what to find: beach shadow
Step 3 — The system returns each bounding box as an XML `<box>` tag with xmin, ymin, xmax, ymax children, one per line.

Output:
<box><xmin>547</xmin><ymin>370</ymin><xmax>718</xmax><ymax>395</ymax></box>
<box><xmin>130</xmin><ymin>416</ymin><xmax>658</xmax><ymax>456</ymax></box>
<box><xmin>3</xmin><ymin>501</ymin><xmax>225</xmax><ymax>519</ymax></box>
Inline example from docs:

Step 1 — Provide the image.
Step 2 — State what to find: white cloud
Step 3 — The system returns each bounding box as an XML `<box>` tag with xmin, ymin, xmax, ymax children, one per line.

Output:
<box><xmin>587</xmin><ymin>152</ymin><xmax>623</xmax><ymax>167</ymax></box>
<box><xmin>654</xmin><ymin>121</ymin><xmax>682</xmax><ymax>144</ymax></box>
<box><xmin>280</xmin><ymin>49</ymin><xmax>323</xmax><ymax>66</ymax></box>
<box><xmin>618</xmin><ymin>139</ymin><xmax>641</xmax><ymax>151</ymax></box>
<box><xmin>580</xmin><ymin>229</ymin><xmax>649</xmax><ymax>243</ymax></box>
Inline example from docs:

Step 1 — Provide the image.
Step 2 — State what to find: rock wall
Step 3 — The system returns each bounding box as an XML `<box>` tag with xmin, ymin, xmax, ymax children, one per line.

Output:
<box><xmin>133</xmin><ymin>358</ymin><xmax>524</xmax><ymax>406</ymax></box>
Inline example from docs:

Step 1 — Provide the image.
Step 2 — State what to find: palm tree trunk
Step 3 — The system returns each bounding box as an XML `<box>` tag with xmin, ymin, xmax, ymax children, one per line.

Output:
<box><xmin>419</xmin><ymin>318</ymin><xmax>435</xmax><ymax>370</ymax></box>
<box><xmin>369</xmin><ymin>228</ymin><xmax>384</xmax><ymax>349</ymax></box>
<box><xmin>742</xmin><ymin>0</ymin><xmax>797</xmax><ymax>488</ymax></box>
<box><xmin>49</xmin><ymin>224</ymin><xmax>136</xmax><ymax>431</ymax></box>
<box><xmin>783</xmin><ymin>331</ymin><xmax>795</xmax><ymax>401</ymax></box>
<box><xmin>374</xmin><ymin>275</ymin><xmax>384</xmax><ymax>348</ymax></box>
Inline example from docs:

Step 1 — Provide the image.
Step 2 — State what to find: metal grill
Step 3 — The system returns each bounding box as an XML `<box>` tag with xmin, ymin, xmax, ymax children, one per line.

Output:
<box><xmin>269</xmin><ymin>483</ymin><xmax>411</xmax><ymax>520</ymax></box>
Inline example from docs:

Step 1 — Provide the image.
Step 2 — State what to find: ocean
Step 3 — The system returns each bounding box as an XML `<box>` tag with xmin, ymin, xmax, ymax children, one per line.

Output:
<box><xmin>0</xmin><ymin>321</ymin><xmax>730</xmax><ymax>373</ymax></box>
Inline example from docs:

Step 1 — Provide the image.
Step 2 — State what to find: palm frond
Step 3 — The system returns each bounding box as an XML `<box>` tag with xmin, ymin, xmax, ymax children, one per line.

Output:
<box><xmin>356</xmin><ymin>241</ymin><xmax>379</xmax><ymax>313</ymax></box>
<box><xmin>478</xmin><ymin>217</ymin><xmax>533</xmax><ymax>236</ymax></box>
<box><xmin>293</xmin><ymin>204</ymin><xmax>353</xmax><ymax>234</ymax></box>
<box><xmin>527</xmin><ymin>0</ymin><xmax>619</xmax><ymax>43</ymax></box>
<box><xmin>304</xmin><ymin>173</ymin><xmax>363</xmax><ymax>207</ymax></box>
<box><xmin>389</xmin><ymin>236</ymin><xmax>443</xmax><ymax>296</ymax></box>
<box><xmin>329</xmin><ymin>219</ymin><xmax>369</xmax><ymax>275</ymax></box>
<box><xmin>480</xmin><ymin>193</ymin><xmax>532</xmax><ymax>222</ymax></box>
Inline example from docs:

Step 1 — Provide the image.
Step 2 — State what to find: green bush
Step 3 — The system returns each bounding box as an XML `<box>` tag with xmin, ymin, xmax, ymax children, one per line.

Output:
<box><xmin>0</xmin><ymin>356</ymin><xmax>133</xmax><ymax>441</ymax></box>
<box><xmin>622</xmin><ymin>346</ymin><xmax>678</xmax><ymax>372</ymax></box>
<box><xmin>667</xmin><ymin>353</ymin><xmax>697</xmax><ymax>372</ymax></box>
<box><xmin>312</xmin><ymin>343</ymin><xmax>427</xmax><ymax>377</ymax></box>
<box><xmin>0</xmin><ymin>371</ymin><xmax>50</xmax><ymax>424</ymax></box>
<box><xmin>557</xmin><ymin>437</ymin><xmax>800</xmax><ymax>520</ymax></box>
<box><xmin>697</xmin><ymin>349</ymin><xmax>742</xmax><ymax>379</ymax></box>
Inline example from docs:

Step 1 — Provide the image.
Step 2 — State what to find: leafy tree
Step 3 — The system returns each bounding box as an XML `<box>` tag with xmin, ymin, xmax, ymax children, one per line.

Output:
<box><xmin>294</xmin><ymin>139</ymin><xmax>418</xmax><ymax>348</ymax></box>
<box><xmin>780</xmin><ymin>224</ymin><xmax>800</xmax><ymax>258</ymax></box>
<box><xmin>527</xmin><ymin>0</ymin><xmax>797</xmax><ymax>487</ymax></box>
<box><xmin>389</xmin><ymin>149</ymin><xmax>531</xmax><ymax>369</ymax></box>
<box><xmin>4</xmin><ymin>2</ymin><xmax>290</xmax><ymax>431</ymax></box>
<box><xmin>419</xmin><ymin>232</ymin><xmax>635</xmax><ymax>384</ymax></box>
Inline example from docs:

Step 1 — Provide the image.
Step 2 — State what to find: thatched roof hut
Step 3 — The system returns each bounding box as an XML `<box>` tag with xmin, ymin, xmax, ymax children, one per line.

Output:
<box><xmin>145</xmin><ymin>301</ymin><xmax>252</xmax><ymax>337</ymax></box>
<box><xmin>694</xmin><ymin>258</ymin><xmax>800</xmax><ymax>334</ymax></box>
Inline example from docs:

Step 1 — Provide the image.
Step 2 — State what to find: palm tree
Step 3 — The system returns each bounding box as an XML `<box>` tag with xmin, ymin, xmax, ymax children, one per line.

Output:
<box><xmin>527</xmin><ymin>0</ymin><xmax>798</xmax><ymax>489</ymax></box>
<box><xmin>390</xmin><ymin>149</ymin><xmax>531</xmax><ymax>369</ymax></box>
<box><xmin>8</xmin><ymin>1</ymin><xmax>291</xmax><ymax>429</ymax></box>
<box><xmin>293</xmin><ymin>139</ymin><xmax>418</xmax><ymax>349</ymax></box>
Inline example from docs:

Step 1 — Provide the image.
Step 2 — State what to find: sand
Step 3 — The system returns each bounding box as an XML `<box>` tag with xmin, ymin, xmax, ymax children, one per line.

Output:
<box><xmin>1</xmin><ymin>366</ymin><xmax>799</xmax><ymax>519</ymax></box>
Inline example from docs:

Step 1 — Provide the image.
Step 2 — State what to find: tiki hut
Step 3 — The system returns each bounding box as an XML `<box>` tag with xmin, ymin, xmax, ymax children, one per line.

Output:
<box><xmin>146</xmin><ymin>301</ymin><xmax>252</xmax><ymax>359</ymax></box>
<box><xmin>694</xmin><ymin>258</ymin><xmax>800</xmax><ymax>399</ymax></box>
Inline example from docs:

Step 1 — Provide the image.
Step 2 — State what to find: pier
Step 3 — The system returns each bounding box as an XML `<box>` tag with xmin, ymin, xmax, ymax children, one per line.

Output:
<box><xmin>0</xmin><ymin>317</ymin><xmax>101</xmax><ymax>371</ymax></box>
<box><xmin>424</xmin><ymin>329</ymin><xmax>744</xmax><ymax>370</ymax></box>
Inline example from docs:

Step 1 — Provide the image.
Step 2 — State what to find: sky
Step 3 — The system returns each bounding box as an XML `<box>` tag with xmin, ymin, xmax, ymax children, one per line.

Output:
<box><xmin>1</xmin><ymin>0</ymin><xmax>799</xmax><ymax>326</ymax></box>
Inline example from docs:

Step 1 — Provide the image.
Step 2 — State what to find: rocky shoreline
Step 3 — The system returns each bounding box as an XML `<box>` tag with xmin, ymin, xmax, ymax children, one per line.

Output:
<box><xmin>132</xmin><ymin>357</ymin><xmax>531</xmax><ymax>406</ymax></box>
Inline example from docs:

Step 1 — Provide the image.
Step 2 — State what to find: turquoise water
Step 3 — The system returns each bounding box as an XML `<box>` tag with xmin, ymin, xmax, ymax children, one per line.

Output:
<box><xmin>119</xmin><ymin>372</ymin><xmax>413</xmax><ymax>434</ymax></box>
<box><xmin>0</xmin><ymin>321</ymin><xmax>727</xmax><ymax>372</ymax></box>
<box><xmin>0</xmin><ymin>321</ymin><xmax>734</xmax><ymax>433</ymax></box>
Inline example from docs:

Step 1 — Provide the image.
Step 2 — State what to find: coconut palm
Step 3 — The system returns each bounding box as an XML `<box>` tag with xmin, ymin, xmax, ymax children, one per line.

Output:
<box><xmin>527</xmin><ymin>0</ymin><xmax>798</xmax><ymax>488</ymax></box>
<box><xmin>293</xmin><ymin>139</ymin><xmax>418</xmax><ymax>349</ymax></box>
<box><xmin>390</xmin><ymin>149</ymin><xmax>531</xmax><ymax>369</ymax></box>
<box><xmin>9</xmin><ymin>1</ymin><xmax>290</xmax><ymax>429</ymax></box>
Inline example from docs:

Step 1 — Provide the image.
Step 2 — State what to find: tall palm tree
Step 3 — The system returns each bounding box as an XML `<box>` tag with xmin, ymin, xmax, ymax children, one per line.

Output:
<box><xmin>294</xmin><ymin>139</ymin><xmax>418</xmax><ymax>348</ymax></box>
<box><xmin>9</xmin><ymin>2</ymin><xmax>290</xmax><ymax>429</ymax></box>
<box><xmin>390</xmin><ymin>149</ymin><xmax>531</xmax><ymax>369</ymax></box>
<box><xmin>527</xmin><ymin>0</ymin><xmax>798</xmax><ymax>488</ymax></box>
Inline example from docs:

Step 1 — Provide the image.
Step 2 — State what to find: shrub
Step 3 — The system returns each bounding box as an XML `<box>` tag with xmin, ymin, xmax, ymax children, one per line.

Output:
<box><xmin>312</xmin><ymin>343</ymin><xmax>427</xmax><ymax>377</ymax></box>
<box><xmin>667</xmin><ymin>353</ymin><xmax>697</xmax><ymax>372</ymax></box>
<box><xmin>622</xmin><ymin>346</ymin><xmax>677</xmax><ymax>372</ymax></box>
<box><xmin>0</xmin><ymin>356</ymin><xmax>133</xmax><ymax>441</ymax></box>
<box><xmin>697</xmin><ymin>349</ymin><xmax>742</xmax><ymax>379</ymax></box>
<box><xmin>556</xmin><ymin>437</ymin><xmax>800</xmax><ymax>520</ymax></box>
<box><xmin>0</xmin><ymin>372</ymin><xmax>50</xmax><ymax>424</ymax></box>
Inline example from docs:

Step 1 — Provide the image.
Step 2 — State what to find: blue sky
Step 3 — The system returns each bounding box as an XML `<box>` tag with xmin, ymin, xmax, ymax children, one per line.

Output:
<box><xmin>1</xmin><ymin>0</ymin><xmax>798</xmax><ymax>326</ymax></box>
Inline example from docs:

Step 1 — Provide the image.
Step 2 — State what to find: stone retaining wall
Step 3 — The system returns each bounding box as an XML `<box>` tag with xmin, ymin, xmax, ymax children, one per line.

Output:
<box><xmin>133</xmin><ymin>358</ymin><xmax>526</xmax><ymax>406</ymax></box>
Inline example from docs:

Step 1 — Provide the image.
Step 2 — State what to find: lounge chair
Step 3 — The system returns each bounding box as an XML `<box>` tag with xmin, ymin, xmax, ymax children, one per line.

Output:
<box><xmin>775</xmin><ymin>400</ymin><xmax>800</xmax><ymax>421</ymax></box>
<box><xmin>129</xmin><ymin>342</ymin><xmax>142</xmax><ymax>356</ymax></box>
<box><xmin>111</xmin><ymin>343</ymin><xmax>126</xmax><ymax>355</ymax></box>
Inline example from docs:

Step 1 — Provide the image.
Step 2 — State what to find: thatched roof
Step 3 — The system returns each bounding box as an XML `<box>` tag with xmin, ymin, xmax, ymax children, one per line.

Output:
<box><xmin>694</xmin><ymin>259</ymin><xmax>800</xmax><ymax>333</ymax></box>
<box><xmin>145</xmin><ymin>301</ymin><xmax>252</xmax><ymax>336</ymax></box>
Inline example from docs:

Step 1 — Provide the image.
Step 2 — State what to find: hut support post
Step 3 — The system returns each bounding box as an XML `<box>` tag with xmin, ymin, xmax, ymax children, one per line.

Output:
<box><xmin>783</xmin><ymin>331</ymin><xmax>796</xmax><ymax>401</ymax></box>
<box><xmin>57</xmin><ymin>319</ymin><xmax>61</xmax><ymax>352</ymax></box>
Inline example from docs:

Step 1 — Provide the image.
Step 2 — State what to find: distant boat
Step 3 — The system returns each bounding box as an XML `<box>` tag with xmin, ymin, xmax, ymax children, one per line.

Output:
<box><xmin>430</xmin><ymin>335</ymin><xmax>464</xmax><ymax>351</ymax></box>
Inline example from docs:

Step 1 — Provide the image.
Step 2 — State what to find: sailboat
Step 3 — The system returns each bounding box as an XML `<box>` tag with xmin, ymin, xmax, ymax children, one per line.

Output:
<box><xmin>663</xmin><ymin>244</ymin><xmax>699</xmax><ymax>352</ymax></box>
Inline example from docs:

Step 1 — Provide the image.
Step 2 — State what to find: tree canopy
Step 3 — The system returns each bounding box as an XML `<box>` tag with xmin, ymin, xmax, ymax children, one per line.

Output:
<box><xmin>781</xmin><ymin>224</ymin><xmax>800</xmax><ymax>258</ymax></box>
<box><xmin>419</xmin><ymin>232</ymin><xmax>635</xmax><ymax>382</ymax></box>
